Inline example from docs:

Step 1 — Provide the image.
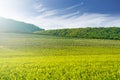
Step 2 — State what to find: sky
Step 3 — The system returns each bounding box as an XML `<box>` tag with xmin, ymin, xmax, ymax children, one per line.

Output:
<box><xmin>0</xmin><ymin>0</ymin><xmax>120</xmax><ymax>29</ymax></box>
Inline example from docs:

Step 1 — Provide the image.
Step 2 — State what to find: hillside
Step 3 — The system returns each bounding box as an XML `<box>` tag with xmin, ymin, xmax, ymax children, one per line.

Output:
<box><xmin>35</xmin><ymin>27</ymin><xmax>120</xmax><ymax>40</ymax></box>
<box><xmin>0</xmin><ymin>17</ymin><xmax>43</xmax><ymax>33</ymax></box>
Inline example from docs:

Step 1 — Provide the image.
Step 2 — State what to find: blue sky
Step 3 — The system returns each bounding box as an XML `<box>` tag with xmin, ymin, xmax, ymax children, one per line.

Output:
<box><xmin>38</xmin><ymin>0</ymin><xmax>120</xmax><ymax>14</ymax></box>
<box><xmin>0</xmin><ymin>0</ymin><xmax>120</xmax><ymax>29</ymax></box>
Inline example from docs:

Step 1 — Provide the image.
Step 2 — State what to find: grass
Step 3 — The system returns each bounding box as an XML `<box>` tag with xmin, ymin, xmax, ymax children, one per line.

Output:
<box><xmin>0</xmin><ymin>33</ymin><xmax>120</xmax><ymax>80</ymax></box>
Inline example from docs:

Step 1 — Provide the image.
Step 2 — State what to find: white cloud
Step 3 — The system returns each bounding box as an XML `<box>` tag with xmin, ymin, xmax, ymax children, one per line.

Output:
<box><xmin>34</xmin><ymin>4</ymin><xmax>47</xmax><ymax>13</ymax></box>
<box><xmin>60</xmin><ymin>11</ymin><xmax>80</xmax><ymax>18</ymax></box>
<box><xmin>1</xmin><ymin>1</ymin><xmax>120</xmax><ymax>30</ymax></box>
<box><xmin>23</xmin><ymin>3</ymin><xmax>120</xmax><ymax>30</ymax></box>
<box><xmin>26</xmin><ymin>9</ymin><xmax>120</xmax><ymax>30</ymax></box>
<box><xmin>64</xmin><ymin>3</ymin><xmax>84</xmax><ymax>10</ymax></box>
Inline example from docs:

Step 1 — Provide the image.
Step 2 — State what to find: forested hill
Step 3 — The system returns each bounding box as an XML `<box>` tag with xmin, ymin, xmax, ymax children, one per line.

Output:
<box><xmin>0</xmin><ymin>17</ymin><xmax>43</xmax><ymax>33</ymax></box>
<box><xmin>35</xmin><ymin>27</ymin><xmax>120</xmax><ymax>40</ymax></box>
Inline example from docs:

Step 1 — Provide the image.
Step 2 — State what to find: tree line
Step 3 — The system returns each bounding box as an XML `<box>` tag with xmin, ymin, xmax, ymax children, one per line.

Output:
<box><xmin>35</xmin><ymin>27</ymin><xmax>120</xmax><ymax>40</ymax></box>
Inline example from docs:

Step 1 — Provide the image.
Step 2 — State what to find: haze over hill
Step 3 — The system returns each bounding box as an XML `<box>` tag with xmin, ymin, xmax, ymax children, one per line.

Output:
<box><xmin>0</xmin><ymin>17</ymin><xmax>43</xmax><ymax>33</ymax></box>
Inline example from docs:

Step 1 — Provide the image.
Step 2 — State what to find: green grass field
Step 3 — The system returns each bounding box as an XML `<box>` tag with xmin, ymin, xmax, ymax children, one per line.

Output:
<box><xmin>0</xmin><ymin>33</ymin><xmax>120</xmax><ymax>80</ymax></box>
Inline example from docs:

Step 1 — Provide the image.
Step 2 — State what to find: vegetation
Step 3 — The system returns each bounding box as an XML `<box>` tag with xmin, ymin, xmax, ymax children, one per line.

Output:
<box><xmin>0</xmin><ymin>17</ymin><xmax>43</xmax><ymax>33</ymax></box>
<box><xmin>0</xmin><ymin>33</ymin><xmax>120</xmax><ymax>79</ymax></box>
<box><xmin>35</xmin><ymin>27</ymin><xmax>120</xmax><ymax>40</ymax></box>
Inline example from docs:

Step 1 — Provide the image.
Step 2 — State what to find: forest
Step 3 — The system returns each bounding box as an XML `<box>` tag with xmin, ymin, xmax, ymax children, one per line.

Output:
<box><xmin>35</xmin><ymin>27</ymin><xmax>120</xmax><ymax>40</ymax></box>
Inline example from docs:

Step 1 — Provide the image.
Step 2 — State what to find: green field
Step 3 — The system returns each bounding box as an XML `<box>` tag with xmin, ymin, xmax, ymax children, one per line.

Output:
<box><xmin>0</xmin><ymin>33</ymin><xmax>120</xmax><ymax>80</ymax></box>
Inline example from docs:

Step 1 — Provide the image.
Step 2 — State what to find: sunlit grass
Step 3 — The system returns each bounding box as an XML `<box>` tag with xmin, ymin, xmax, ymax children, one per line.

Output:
<box><xmin>0</xmin><ymin>33</ymin><xmax>120</xmax><ymax>79</ymax></box>
<box><xmin>0</xmin><ymin>56</ymin><xmax>120</xmax><ymax>80</ymax></box>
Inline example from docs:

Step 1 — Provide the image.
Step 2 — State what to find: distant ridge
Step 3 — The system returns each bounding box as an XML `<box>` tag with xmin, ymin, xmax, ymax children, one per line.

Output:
<box><xmin>0</xmin><ymin>17</ymin><xmax>44</xmax><ymax>33</ymax></box>
<box><xmin>35</xmin><ymin>27</ymin><xmax>120</xmax><ymax>40</ymax></box>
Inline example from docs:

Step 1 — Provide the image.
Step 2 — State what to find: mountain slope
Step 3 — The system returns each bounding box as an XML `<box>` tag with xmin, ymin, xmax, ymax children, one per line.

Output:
<box><xmin>35</xmin><ymin>27</ymin><xmax>120</xmax><ymax>40</ymax></box>
<box><xmin>0</xmin><ymin>17</ymin><xmax>43</xmax><ymax>33</ymax></box>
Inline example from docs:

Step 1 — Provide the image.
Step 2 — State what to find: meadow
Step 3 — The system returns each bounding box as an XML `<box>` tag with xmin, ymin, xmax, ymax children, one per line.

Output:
<box><xmin>0</xmin><ymin>33</ymin><xmax>120</xmax><ymax>80</ymax></box>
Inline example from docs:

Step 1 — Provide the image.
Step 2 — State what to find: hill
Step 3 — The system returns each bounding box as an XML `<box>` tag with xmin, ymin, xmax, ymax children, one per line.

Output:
<box><xmin>35</xmin><ymin>27</ymin><xmax>120</xmax><ymax>40</ymax></box>
<box><xmin>0</xmin><ymin>17</ymin><xmax>43</xmax><ymax>33</ymax></box>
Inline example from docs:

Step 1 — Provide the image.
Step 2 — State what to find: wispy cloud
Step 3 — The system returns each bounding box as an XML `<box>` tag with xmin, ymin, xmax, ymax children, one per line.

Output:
<box><xmin>34</xmin><ymin>4</ymin><xmax>58</xmax><ymax>18</ymax></box>
<box><xmin>65</xmin><ymin>2</ymin><xmax>84</xmax><ymax>10</ymax></box>
<box><xmin>23</xmin><ymin>4</ymin><xmax>120</xmax><ymax>30</ymax></box>
<box><xmin>27</xmin><ymin>13</ymin><xmax>120</xmax><ymax>30</ymax></box>
<box><xmin>60</xmin><ymin>11</ymin><xmax>80</xmax><ymax>18</ymax></box>
<box><xmin>34</xmin><ymin>4</ymin><xmax>47</xmax><ymax>13</ymax></box>
<box><xmin>2</xmin><ymin>2</ymin><xmax>120</xmax><ymax>30</ymax></box>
